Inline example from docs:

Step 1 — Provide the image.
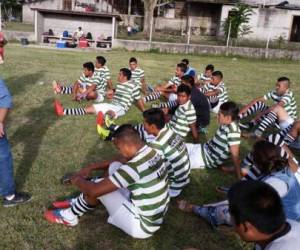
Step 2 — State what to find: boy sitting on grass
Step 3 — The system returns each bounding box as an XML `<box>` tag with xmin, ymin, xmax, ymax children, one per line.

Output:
<box><xmin>185</xmin><ymin>101</ymin><xmax>241</xmax><ymax>178</ymax></box>
<box><xmin>239</xmin><ymin>77</ymin><xmax>297</xmax><ymax>138</ymax></box>
<box><xmin>199</xmin><ymin>71</ymin><xmax>228</xmax><ymax>113</ymax></box>
<box><xmin>54</xmin><ymin>68</ymin><xmax>144</xmax><ymax>118</ymax></box>
<box><xmin>143</xmin><ymin>63</ymin><xmax>187</xmax><ymax>104</ymax></box>
<box><xmin>128</xmin><ymin>57</ymin><xmax>147</xmax><ymax>94</ymax></box>
<box><xmin>44</xmin><ymin>125</ymin><xmax>170</xmax><ymax>239</ymax></box>
<box><xmin>94</xmin><ymin>55</ymin><xmax>113</xmax><ymax>90</ymax></box>
<box><xmin>52</xmin><ymin>62</ymin><xmax>106</xmax><ymax>102</ymax></box>
<box><xmin>197</xmin><ymin>64</ymin><xmax>214</xmax><ymax>86</ymax></box>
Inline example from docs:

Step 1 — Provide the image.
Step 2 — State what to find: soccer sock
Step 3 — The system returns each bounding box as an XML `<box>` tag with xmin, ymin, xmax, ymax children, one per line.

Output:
<box><xmin>239</xmin><ymin>101</ymin><xmax>268</xmax><ymax>119</ymax></box>
<box><xmin>255</xmin><ymin>111</ymin><xmax>277</xmax><ymax>135</ymax></box>
<box><xmin>61</xmin><ymin>86</ymin><xmax>73</xmax><ymax>95</ymax></box>
<box><xmin>143</xmin><ymin>91</ymin><xmax>161</xmax><ymax>103</ymax></box>
<box><xmin>134</xmin><ymin>124</ymin><xmax>147</xmax><ymax>141</ymax></box>
<box><xmin>284</xmin><ymin>133</ymin><xmax>296</xmax><ymax>146</ymax></box>
<box><xmin>68</xmin><ymin>193</ymin><xmax>96</xmax><ymax>218</ymax></box>
<box><xmin>63</xmin><ymin>108</ymin><xmax>86</xmax><ymax>115</ymax></box>
<box><xmin>153</xmin><ymin>100</ymin><xmax>178</xmax><ymax>109</ymax></box>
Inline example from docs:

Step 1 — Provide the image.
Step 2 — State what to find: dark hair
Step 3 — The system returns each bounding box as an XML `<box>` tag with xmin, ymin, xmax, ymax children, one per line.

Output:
<box><xmin>177</xmin><ymin>63</ymin><xmax>187</xmax><ymax>73</ymax></box>
<box><xmin>206</xmin><ymin>64</ymin><xmax>214</xmax><ymax>71</ymax></box>
<box><xmin>228</xmin><ymin>180</ymin><xmax>285</xmax><ymax>235</ymax></box>
<box><xmin>219</xmin><ymin>101</ymin><xmax>239</xmax><ymax>121</ymax></box>
<box><xmin>143</xmin><ymin>108</ymin><xmax>165</xmax><ymax>130</ymax></box>
<box><xmin>177</xmin><ymin>84</ymin><xmax>191</xmax><ymax>96</ymax></box>
<box><xmin>129</xmin><ymin>57</ymin><xmax>137</xmax><ymax>63</ymax></box>
<box><xmin>83</xmin><ymin>62</ymin><xmax>94</xmax><ymax>72</ymax></box>
<box><xmin>252</xmin><ymin>140</ymin><xmax>287</xmax><ymax>175</ymax></box>
<box><xmin>113</xmin><ymin>124</ymin><xmax>142</xmax><ymax>145</ymax></box>
<box><xmin>277</xmin><ymin>76</ymin><xmax>290</xmax><ymax>86</ymax></box>
<box><xmin>212</xmin><ymin>70</ymin><xmax>223</xmax><ymax>79</ymax></box>
<box><xmin>96</xmin><ymin>56</ymin><xmax>106</xmax><ymax>66</ymax></box>
<box><xmin>181</xmin><ymin>75</ymin><xmax>195</xmax><ymax>86</ymax></box>
<box><xmin>120</xmin><ymin>68</ymin><xmax>132</xmax><ymax>80</ymax></box>
<box><xmin>181</xmin><ymin>58</ymin><xmax>189</xmax><ymax>65</ymax></box>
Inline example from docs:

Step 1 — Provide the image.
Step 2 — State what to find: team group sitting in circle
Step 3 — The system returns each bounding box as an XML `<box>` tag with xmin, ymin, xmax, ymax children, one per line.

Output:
<box><xmin>46</xmin><ymin>55</ymin><xmax>300</xmax><ymax>248</ymax></box>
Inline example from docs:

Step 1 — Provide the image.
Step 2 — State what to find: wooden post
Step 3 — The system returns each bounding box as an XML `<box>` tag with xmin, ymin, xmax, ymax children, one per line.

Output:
<box><xmin>99</xmin><ymin>0</ymin><xmax>103</xmax><ymax>12</ymax></box>
<box><xmin>0</xmin><ymin>3</ymin><xmax>2</xmax><ymax>32</ymax></box>
<box><xmin>226</xmin><ymin>20</ymin><xmax>231</xmax><ymax>47</ymax></box>
<box><xmin>149</xmin><ymin>15</ymin><xmax>154</xmax><ymax>50</ymax></box>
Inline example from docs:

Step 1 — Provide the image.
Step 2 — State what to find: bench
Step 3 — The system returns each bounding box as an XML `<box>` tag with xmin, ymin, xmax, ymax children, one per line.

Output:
<box><xmin>42</xmin><ymin>35</ymin><xmax>111</xmax><ymax>48</ymax></box>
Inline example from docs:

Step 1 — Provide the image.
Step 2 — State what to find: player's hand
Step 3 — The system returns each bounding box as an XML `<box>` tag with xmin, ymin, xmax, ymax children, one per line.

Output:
<box><xmin>106</xmin><ymin>110</ymin><xmax>116</xmax><ymax>119</ymax></box>
<box><xmin>75</xmin><ymin>167</ymin><xmax>92</xmax><ymax>178</ymax></box>
<box><xmin>70</xmin><ymin>175</ymin><xmax>84</xmax><ymax>186</ymax></box>
<box><xmin>0</xmin><ymin>122</ymin><xmax>5</xmax><ymax>138</ymax></box>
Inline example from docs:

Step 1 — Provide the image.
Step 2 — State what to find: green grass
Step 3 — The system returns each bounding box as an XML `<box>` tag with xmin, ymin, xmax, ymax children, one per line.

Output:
<box><xmin>1</xmin><ymin>44</ymin><xmax>300</xmax><ymax>249</ymax></box>
<box><xmin>3</xmin><ymin>21</ymin><xmax>34</xmax><ymax>32</ymax></box>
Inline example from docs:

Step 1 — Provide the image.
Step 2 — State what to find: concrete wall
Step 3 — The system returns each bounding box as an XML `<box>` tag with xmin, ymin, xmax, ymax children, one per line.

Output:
<box><xmin>113</xmin><ymin>39</ymin><xmax>300</xmax><ymax>60</ymax></box>
<box><xmin>242</xmin><ymin>0</ymin><xmax>299</xmax><ymax>5</ymax></box>
<box><xmin>35</xmin><ymin>12</ymin><xmax>113</xmax><ymax>42</ymax></box>
<box><xmin>23</xmin><ymin>0</ymin><xmax>116</xmax><ymax>24</ymax></box>
<box><xmin>220</xmin><ymin>5</ymin><xmax>300</xmax><ymax>41</ymax></box>
<box><xmin>3</xmin><ymin>31</ymin><xmax>35</xmax><ymax>42</ymax></box>
<box><xmin>23</xmin><ymin>0</ymin><xmax>60</xmax><ymax>23</ymax></box>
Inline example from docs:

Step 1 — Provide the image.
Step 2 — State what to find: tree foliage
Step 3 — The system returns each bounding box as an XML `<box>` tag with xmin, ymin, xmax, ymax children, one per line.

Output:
<box><xmin>223</xmin><ymin>3</ymin><xmax>253</xmax><ymax>42</ymax></box>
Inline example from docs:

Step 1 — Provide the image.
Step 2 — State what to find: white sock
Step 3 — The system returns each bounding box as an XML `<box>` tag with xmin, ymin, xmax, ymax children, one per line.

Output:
<box><xmin>60</xmin><ymin>208</ymin><xmax>78</xmax><ymax>221</ymax></box>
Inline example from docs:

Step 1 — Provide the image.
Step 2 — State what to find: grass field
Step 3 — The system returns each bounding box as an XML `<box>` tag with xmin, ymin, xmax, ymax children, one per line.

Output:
<box><xmin>1</xmin><ymin>44</ymin><xmax>300</xmax><ymax>250</ymax></box>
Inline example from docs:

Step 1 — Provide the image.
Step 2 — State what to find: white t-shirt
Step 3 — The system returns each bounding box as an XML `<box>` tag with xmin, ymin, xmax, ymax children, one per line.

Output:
<box><xmin>255</xmin><ymin>220</ymin><xmax>300</xmax><ymax>250</ymax></box>
<box><xmin>264</xmin><ymin>177</ymin><xmax>288</xmax><ymax>198</ymax></box>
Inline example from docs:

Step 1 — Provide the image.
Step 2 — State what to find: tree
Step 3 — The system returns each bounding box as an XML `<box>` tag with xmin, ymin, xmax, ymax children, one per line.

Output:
<box><xmin>142</xmin><ymin>0</ymin><xmax>158</xmax><ymax>35</ymax></box>
<box><xmin>223</xmin><ymin>3</ymin><xmax>253</xmax><ymax>45</ymax></box>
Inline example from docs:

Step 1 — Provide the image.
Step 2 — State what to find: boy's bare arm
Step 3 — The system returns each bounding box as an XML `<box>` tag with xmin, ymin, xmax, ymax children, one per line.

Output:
<box><xmin>189</xmin><ymin>122</ymin><xmax>199</xmax><ymax>143</ymax></box>
<box><xmin>230</xmin><ymin>144</ymin><xmax>241</xmax><ymax>179</ymax></box>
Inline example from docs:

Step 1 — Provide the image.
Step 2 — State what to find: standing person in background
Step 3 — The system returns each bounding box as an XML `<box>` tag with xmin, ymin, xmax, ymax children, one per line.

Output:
<box><xmin>0</xmin><ymin>79</ymin><xmax>31</xmax><ymax>207</ymax></box>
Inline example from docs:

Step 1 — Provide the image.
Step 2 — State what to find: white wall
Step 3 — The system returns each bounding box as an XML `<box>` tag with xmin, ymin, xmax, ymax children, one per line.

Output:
<box><xmin>241</xmin><ymin>0</ymin><xmax>299</xmax><ymax>5</ymax></box>
<box><xmin>220</xmin><ymin>5</ymin><xmax>300</xmax><ymax>41</ymax></box>
<box><xmin>37</xmin><ymin>13</ymin><xmax>112</xmax><ymax>42</ymax></box>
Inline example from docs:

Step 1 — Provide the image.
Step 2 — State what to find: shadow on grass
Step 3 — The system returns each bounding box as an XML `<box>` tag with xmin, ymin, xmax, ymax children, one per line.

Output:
<box><xmin>3</xmin><ymin>71</ymin><xmax>44</xmax><ymax>97</ymax></box>
<box><xmin>9</xmin><ymin>98</ymin><xmax>57</xmax><ymax>190</ymax></box>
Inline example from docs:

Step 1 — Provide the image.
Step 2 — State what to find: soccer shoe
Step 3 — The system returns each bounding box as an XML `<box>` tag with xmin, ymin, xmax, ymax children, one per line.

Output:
<box><xmin>3</xmin><ymin>192</ymin><xmax>32</xmax><ymax>207</ymax></box>
<box><xmin>104</xmin><ymin>113</ymin><xmax>115</xmax><ymax>129</ymax></box>
<box><xmin>96</xmin><ymin>124</ymin><xmax>111</xmax><ymax>141</ymax></box>
<box><xmin>96</xmin><ymin>111</ymin><xmax>104</xmax><ymax>127</ymax></box>
<box><xmin>52</xmin><ymin>80</ymin><xmax>61</xmax><ymax>94</ymax></box>
<box><xmin>52</xmin><ymin>200</ymin><xmax>72</xmax><ymax>209</ymax></box>
<box><xmin>54</xmin><ymin>99</ymin><xmax>64</xmax><ymax>116</ymax></box>
<box><xmin>44</xmin><ymin>209</ymin><xmax>78</xmax><ymax>227</ymax></box>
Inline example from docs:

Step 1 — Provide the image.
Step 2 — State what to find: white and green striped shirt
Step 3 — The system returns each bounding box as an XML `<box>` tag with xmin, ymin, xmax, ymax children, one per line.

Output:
<box><xmin>201</xmin><ymin>121</ymin><xmax>241</xmax><ymax>168</ymax></box>
<box><xmin>201</xmin><ymin>82</ymin><xmax>228</xmax><ymax>104</ymax></box>
<box><xmin>149</xmin><ymin>126</ymin><xmax>190</xmax><ymax>196</ymax></box>
<box><xmin>109</xmin><ymin>145</ymin><xmax>170</xmax><ymax>235</ymax></box>
<box><xmin>168</xmin><ymin>100</ymin><xmax>197</xmax><ymax>137</ymax></box>
<box><xmin>131</xmin><ymin>67</ymin><xmax>145</xmax><ymax>87</ymax></box>
<box><xmin>168</xmin><ymin>76</ymin><xmax>181</xmax><ymax>87</ymax></box>
<box><xmin>112</xmin><ymin>81</ymin><xmax>141</xmax><ymax>111</ymax></box>
<box><xmin>78</xmin><ymin>72</ymin><xmax>106</xmax><ymax>94</ymax></box>
<box><xmin>264</xmin><ymin>90</ymin><xmax>297</xmax><ymax>119</ymax></box>
<box><xmin>95</xmin><ymin>65</ymin><xmax>111</xmax><ymax>83</ymax></box>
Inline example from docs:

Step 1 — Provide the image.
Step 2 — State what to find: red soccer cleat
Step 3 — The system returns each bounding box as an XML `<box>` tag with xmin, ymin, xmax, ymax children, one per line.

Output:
<box><xmin>52</xmin><ymin>200</ymin><xmax>72</xmax><ymax>209</ymax></box>
<box><xmin>96</xmin><ymin>111</ymin><xmax>104</xmax><ymax>127</ymax></box>
<box><xmin>54</xmin><ymin>99</ymin><xmax>64</xmax><ymax>116</ymax></box>
<box><xmin>44</xmin><ymin>209</ymin><xmax>78</xmax><ymax>227</ymax></box>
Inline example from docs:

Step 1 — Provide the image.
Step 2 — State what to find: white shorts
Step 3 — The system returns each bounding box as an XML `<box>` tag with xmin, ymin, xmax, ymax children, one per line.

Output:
<box><xmin>97</xmin><ymin>162</ymin><xmax>152</xmax><ymax>239</ymax></box>
<box><xmin>211</xmin><ymin>101</ymin><xmax>222</xmax><ymax>114</ymax></box>
<box><xmin>168</xmin><ymin>93</ymin><xmax>177</xmax><ymax>102</ymax></box>
<box><xmin>95</xmin><ymin>91</ymin><xmax>105</xmax><ymax>103</ymax></box>
<box><xmin>93</xmin><ymin>103</ymin><xmax>125</xmax><ymax>118</ymax></box>
<box><xmin>279</xmin><ymin>117</ymin><xmax>294</xmax><ymax>130</ymax></box>
<box><xmin>186</xmin><ymin>143</ymin><xmax>206</xmax><ymax>169</ymax></box>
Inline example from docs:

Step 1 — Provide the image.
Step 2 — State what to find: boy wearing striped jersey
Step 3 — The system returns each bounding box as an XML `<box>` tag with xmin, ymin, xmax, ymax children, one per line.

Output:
<box><xmin>54</xmin><ymin>68</ymin><xmax>145</xmax><ymax>118</ymax></box>
<box><xmin>143</xmin><ymin>109</ymin><xmax>191</xmax><ymax>197</ymax></box>
<box><xmin>186</xmin><ymin>102</ymin><xmax>242</xmax><ymax>178</ymax></box>
<box><xmin>143</xmin><ymin>63</ymin><xmax>186</xmax><ymax>104</ymax></box>
<box><xmin>52</xmin><ymin>62</ymin><xmax>106</xmax><ymax>102</ymax></box>
<box><xmin>94</xmin><ymin>55</ymin><xmax>113</xmax><ymax>90</ymax></box>
<box><xmin>167</xmin><ymin>84</ymin><xmax>198</xmax><ymax>141</ymax></box>
<box><xmin>239</xmin><ymin>77</ymin><xmax>297</xmax><ymax>137</ymax></box>
<box><xmin>129</xmin><ymin>57</ymin><xmax>147</xmax><ymax>94</ymax></box>
<box><xmin>44</xmin><ymin>126</ymin><xmax>170</xmax><ymax>238</ymax></box>
<box><xmin>200</xmin><ymin>71</ymin><xmax>228</xmax><ymax>113</ymax></box>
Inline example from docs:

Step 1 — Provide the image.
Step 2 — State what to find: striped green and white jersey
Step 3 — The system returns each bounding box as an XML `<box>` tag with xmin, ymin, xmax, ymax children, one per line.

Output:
<box><xmin>95</xmin><ymin>65</ymin><xmax>111</xmax><ymax>83</ymax></box>
<box><xmin>264</xmin><ymin>90</ymin><xmax>297</xmax><ymax>119</ymax></box>
<box><xmin>109</xmin><ymin>145</ymin><xmax>170</xmax><ymax>235</ymax></box>
<box><xmin>149</xmin><ymin>126</ymin><xmax>190</xmax><ymax>196</ymax></box>
<box><xmin>167</xmin><ymin>100</ymin><xmax>197</xmax><ymax>137</ymax></box>
<box><xmin>200</xmin><ymin>82</ymin><xmax>228</xmax><ymax>104</ymax></box>
<box><xmin>201</xmin><ymin>121</ymin><xmax>241</xmax><ymax>168</ymax></box>
<box><xmin>78</xmin><ymin>72</ymin><xmax>106</xmax><ymax>94</ymax></box>
<box><xmin>131</xmin><ymin>67</ymin><xmax>145</xmax><ymax>87</ymax></box>
<box><xmin>112</xmin><ymin>81</ymin><xmax>141</xmax><ymax>111</ymax></box>
<box><xmin>168</xmin><ymin>76</ymin><xmax>181</xmax><ymax>87</ymax></box>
